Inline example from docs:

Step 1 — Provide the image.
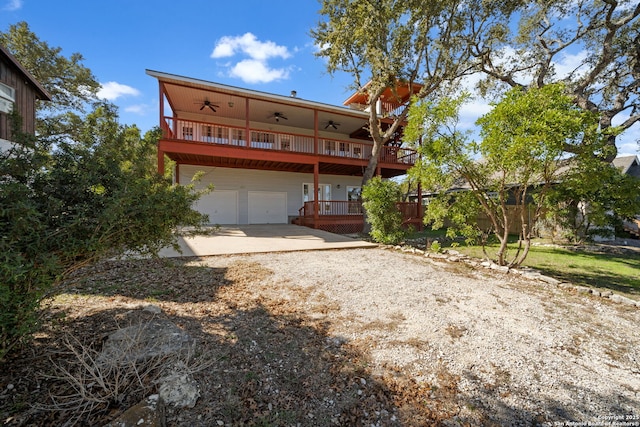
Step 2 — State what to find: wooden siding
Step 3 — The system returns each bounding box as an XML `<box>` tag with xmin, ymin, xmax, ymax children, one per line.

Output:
<box><xmin>0</xmin><ymin>46</ymin><xmax>50</xmax><ymax>141</ymax></box>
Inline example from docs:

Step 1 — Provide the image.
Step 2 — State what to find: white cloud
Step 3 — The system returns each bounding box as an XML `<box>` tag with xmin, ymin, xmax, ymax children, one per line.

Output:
<box><xmin>552</xmin><ymin>50</ymin><xmax>589</xmax><ymax>80</ymax></box>
<box><xmin>124</xmin><ymin>104</ymin><xmax>147</xmax><ymax>115</ymax></box>
<box><xmin>2</xmin><ymin>0</ymin><xmax>22</xmax><ymax>11</ymax></box>
<box><xmin>97</xmin><ymin>82</ymin><xmax>140</xmax><ymax>100</ymax></box>
<box><xmin>211</xmin><ymin>33</ymin><xmax>290</xmax><ymax>61</ymax></box>
<box><xmin>230</xmin><ymin>59</ymin><xmax>289</xmax><ymax>84</ymax></box>
<box><xmin>211</xmin><ymin>33</ymin><xmax>292</xmax><ymax>84</ymax></box>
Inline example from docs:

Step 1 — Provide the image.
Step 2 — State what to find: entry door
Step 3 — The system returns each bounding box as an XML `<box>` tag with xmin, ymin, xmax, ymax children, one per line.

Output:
<box><xmin>302</xmin><ymin>183</ymin><xmax>331</xmax><ymax>202</ymax></box>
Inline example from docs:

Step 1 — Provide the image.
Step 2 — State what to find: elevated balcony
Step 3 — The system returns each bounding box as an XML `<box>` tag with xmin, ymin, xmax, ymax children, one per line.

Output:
<box><xmin>159</xmin><ymin>117</ymin><xmax>417</xmax><ymax>178</ymax></box>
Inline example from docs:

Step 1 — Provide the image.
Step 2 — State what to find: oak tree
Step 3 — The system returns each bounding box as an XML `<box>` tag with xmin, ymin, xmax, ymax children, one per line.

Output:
<box><xmin>311</xmin><ymin>0</ymin><xmax>516</xmax><ymax>232</ymax></box>
<box><xmin>472</xmin><ymin>0</ymin><xmax>640</xmax><ymax>159</ymax></box>
<box><xmin>406</xmin><ymin>84</ymin><xmax>601</xmax><ymax>266</ymax></box>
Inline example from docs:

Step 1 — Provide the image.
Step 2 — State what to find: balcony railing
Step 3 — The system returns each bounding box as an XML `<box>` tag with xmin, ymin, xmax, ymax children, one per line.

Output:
<box><xmin>298</xmin><ymin>201</ymin><xmax>364</xmax><ymax>217</ymax></box>
<box><xmin>298</xmin><ymin>201</ymin><xmax>420</xmax><ymax>218</ymax></box>
<box><xmin>162</xmin><ymin>117</ymin><xmax>417</xmax><ymax>165</ymax></box>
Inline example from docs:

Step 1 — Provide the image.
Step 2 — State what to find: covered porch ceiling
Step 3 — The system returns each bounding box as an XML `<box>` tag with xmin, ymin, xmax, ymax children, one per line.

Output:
<box><xmin>148</xmin><ymin>70</ymin><xmax>374</xmax><ymax>139</ymax></box>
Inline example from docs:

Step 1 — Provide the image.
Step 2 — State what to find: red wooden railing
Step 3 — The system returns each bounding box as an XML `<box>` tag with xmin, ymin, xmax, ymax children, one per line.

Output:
<box><xmin>162</xmin><ymin>117</ymin><xmax>417</xmax><ymax>166</ymax></box>
<box><xmin>298</xmin><ymin>201</ymin><xmax>419</xmax><ymax>219</ymax></box>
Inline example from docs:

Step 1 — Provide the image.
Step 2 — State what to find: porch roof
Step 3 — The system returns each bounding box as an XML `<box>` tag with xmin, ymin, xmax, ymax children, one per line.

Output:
<box><xmin>146</xmin><ymin>69</ymin><xmax>373</xmax><ymax>137</ymax></box>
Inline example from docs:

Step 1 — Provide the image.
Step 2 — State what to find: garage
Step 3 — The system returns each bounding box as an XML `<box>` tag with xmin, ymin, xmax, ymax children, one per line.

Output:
<box><xmin>194</xmin><ymin>190</ymin><xmax>238</xmax><ymax>224</ymax></box>
<box><xmin>248</xmin><ymin>191</ymin><xmax>287</xmax><ymax>224</ymax></box>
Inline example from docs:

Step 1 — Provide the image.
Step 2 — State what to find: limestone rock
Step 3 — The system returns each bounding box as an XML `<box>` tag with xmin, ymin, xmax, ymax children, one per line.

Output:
<box><xmin>158</xmin><ymin>361</ymin><xmax>200</xmax><ymax>408</ymax></box>
<box><xmin>104</xmin><ymin>394</ymin><xmax>165</xmax><ymax>427</ymax></box>
<box><xmin>100</xmin><ymin>317</ymin><xmax>194</xmax><ymax>364</ymax></box>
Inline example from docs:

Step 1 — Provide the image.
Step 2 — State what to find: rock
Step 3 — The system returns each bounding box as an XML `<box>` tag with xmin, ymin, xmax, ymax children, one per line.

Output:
<box><xmin>158</xmin><ymin>361</ymin><xmax>200</xmax><ymax>408</ymax></box>
<box><xmin>104</xmin><ymin>394</ymin><xmax>165</xmax><ymax>427</ymax></box>
<box><xmin>536</xmin><ymin>275</ymin><xmax>560</xmax><ymax>285</ymax></box>
<box><xmin>574</xmin><ymin>286</ymin><xmax>592</xmax><ymax>294</ymax></box>
<box><xmin>100</xmin><ymin>317</ymin><xmax>194</xmax><ymax>364</ymax></box>
<box><xmin>608</xmin><ymin>294</ymin><xmax>639</xmax><ymax>307</ymax></box>
<box><xmin>143</xmin><ymin>305</ymin><xmax>163</xmax><ymax>315</ymax></box>
<box><xmin>489</xmin><ymin>263</ymin><xmax>510</xmax><ymax>273</ymax></box>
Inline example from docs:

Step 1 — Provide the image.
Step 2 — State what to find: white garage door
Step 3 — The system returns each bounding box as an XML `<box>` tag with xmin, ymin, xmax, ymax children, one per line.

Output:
<box><xmin>248</xmin><ymin>191</ymin><xmax>287</xmax><ymax>224</ymax></box>
<box><xmin>194</xmin><ymin>190</ymin><xmax>238</xmax><ymax>224</ymax></box>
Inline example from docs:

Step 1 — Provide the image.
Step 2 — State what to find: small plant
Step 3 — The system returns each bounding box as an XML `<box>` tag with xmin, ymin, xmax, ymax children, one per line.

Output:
<box><xmin>430</xmin><ymin>240</ymin><xmax>442</xmax><ymax>253</ymax></box>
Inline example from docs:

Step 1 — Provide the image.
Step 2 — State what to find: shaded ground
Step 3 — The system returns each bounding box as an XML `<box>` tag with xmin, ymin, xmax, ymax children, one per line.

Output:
<box><xmin>1</xmin><ymin>248</ymin><xmax>638</xmax><ymax>426</ymax></box>
<box><xmin>1</xmin><ymin>258</ymin><xmax>454</xmax><ymax>426</ymax></box>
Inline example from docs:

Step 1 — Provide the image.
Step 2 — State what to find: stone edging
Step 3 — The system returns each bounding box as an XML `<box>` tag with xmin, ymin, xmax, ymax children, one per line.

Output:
<box><xmin>384</xmin><ymin>244</ymin><xmax>640</xmax><ymax>309</ymax></box>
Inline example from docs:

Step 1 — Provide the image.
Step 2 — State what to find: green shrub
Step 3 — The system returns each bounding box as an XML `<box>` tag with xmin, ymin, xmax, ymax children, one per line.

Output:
<box><xmin>0</xmin><ymin>107</ymin><xmax>207</xmax><ymax>360</ymax></box>
<box><xmin>362</xmin><ymin>177</ymin><xmax>406</xmax><ymax>244</ymax></box>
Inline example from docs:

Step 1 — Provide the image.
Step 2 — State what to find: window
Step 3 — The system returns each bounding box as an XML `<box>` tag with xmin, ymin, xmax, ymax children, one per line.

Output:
<box><xmin>251</xmin><ymin>131</ymin><xmax>275</xmax><ymax>149</ymax></box>
<box><xmin>203</xmin><ymin>125</ymin><xmax>214</xmax><ymax>142</ymax></box>
<box><xmin>324</xmin><ymin>140</ymin><xmax>336</xmax><ymax>155</ymax></box>
<box><xmin>352</xmin><ymin>146</ymin><xmax>362</xmax><ymax>158</ymax></box>
<box><xmin>217</xmin><ymin>126</ymin><xmax>226</xmax><ymax>143</ymax></box>
<box><xmin>281</xmin><ymin>136</ymin><xmax>291</xmax><ymax>151</ymax></box>
<box><xmin>0</xmin><ymin>82</ymin><xmax>15</xmax><ymax>114</ymax></box>
<box><xmin>182</xmin><ymin>126</ymin><xmax>194</xmax><ymax>140</ymax></box>
<box><xmin>232</xmin><ymin>128</ymin><xmax>245</xmax><ymax>145</ymax></box>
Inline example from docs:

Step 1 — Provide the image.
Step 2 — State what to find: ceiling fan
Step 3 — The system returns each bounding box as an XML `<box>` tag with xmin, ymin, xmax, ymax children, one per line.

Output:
<box><xmin>196</xmin><ymin>100</ymin><xmax>219</xmax><ymax>112</ymax></box>
<box><xmin>325</xmin><ymin>120</ymin><xmax>340</xmax><ymax>130</ymax></box>
<box><xmin>269</xmin><ymin>112</ymin><xmax>288</xmax><ymax>122</ymax></box>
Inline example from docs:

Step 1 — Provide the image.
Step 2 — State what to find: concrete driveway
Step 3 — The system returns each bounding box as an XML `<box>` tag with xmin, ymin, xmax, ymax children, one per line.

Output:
<box><xmin>158</xmin><ymin>224</ymin><xmax>377</xmax><ymax>257</ymax></box>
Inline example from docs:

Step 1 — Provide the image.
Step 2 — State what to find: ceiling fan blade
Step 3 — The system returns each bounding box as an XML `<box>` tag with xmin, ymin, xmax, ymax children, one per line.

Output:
<box><xmin>209</xmin><ymin>105</ymin><xmax>216</xmax><ymax>112</ymax></box>
<box><xmin>200</xmin><ymin>105</ymin><xmax>205</xmax><ymax>110</ymax></box>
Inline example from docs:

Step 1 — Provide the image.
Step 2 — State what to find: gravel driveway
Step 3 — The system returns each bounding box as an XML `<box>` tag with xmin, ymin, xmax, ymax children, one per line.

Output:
<box><xmin>199</xmin><ymin>247</ymin><xmax>640</xmax><ymax>425</ymax></box>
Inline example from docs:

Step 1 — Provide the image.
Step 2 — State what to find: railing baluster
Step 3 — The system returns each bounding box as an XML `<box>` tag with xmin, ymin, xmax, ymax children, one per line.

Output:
<box><xmin>162</xmin><ymin>117</ymin><xmax>416</xmax><ymax>165</ymax></box>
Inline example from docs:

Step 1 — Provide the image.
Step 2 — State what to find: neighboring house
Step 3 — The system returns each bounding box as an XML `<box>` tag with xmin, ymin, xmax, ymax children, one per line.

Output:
<box><xmin>0</xmin><ymin>44</ymin><xmax>51</xmax><ymax>150</ymax></box>
<box><xmin>411</xmin><ymin>155</ymin><xmax>640</xmax><ymax>238</ymax></box>
<box><xmin>612</xmin><ymin>155</ymin><xmax>640</xmax><ymax>178</ymax></box>
<box><xmin>613</xmin><ymin>155</ymin><xmax>640</xmax><ymax>237</ymax></box>
<box><xmin>146</xmin><ymin>70</ymin><xmax>420</xmax><ymax>232</ymax></box>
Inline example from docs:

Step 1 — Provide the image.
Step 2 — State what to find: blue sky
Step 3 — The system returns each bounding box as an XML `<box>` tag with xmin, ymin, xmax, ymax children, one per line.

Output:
<box><xmin>0</xmin><ymin>0</ymin><xmax>355</xmax><ymax>133</ymax></box>
<box><xmin>1</xmin><ymin>0</ymin><xmax>637</xmax><ymax>156</ymax></box>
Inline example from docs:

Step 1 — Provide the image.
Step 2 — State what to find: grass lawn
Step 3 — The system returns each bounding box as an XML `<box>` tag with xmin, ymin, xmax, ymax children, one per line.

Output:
<box><xmin>408</xmin><ymin>230</ymin><xmax>640</xmax><ymax>295</ymax></box>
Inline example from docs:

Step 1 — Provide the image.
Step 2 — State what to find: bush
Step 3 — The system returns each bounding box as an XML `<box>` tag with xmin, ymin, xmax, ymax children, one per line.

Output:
<box><xmin>362</xmin><ymin>177</ymin><xmax>406</xmax><ymax>244</ymax></box>
<box><xmin>0</xmin><ymin>106</ymin><xmax>208</xmax><ymax>360</ymax></box>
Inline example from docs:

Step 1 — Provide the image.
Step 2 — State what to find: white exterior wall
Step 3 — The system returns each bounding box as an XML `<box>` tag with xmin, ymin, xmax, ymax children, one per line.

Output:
<box><xmin>179</xmin><ymin>165</ymin><xmax>363</xmax><ymax>224</ymax></box>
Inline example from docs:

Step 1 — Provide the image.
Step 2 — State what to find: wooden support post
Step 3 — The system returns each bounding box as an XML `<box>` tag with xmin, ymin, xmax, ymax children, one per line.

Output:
<box><xmin>157</xmin><ymin>148</ymin><xmax>164</xmax><ymax>175</ymax></box>
<box><xmin>245</xmin><ymin>98</ymin><xmax>251</xmax><ymax>148</ymax></box>
<box><xmin>313</xmin><ymin>162</ymin><xmax>319</xmax><ymax>228</ymax></box>
<box><xmin>417</xmin><ymin>181</ymin><xmax>423</xmax><ymax>231</ymax></box>
<box><xmin>313</xmin><ymin>110</ymin><xmax>319</xmax><ymax>155</ymax></box>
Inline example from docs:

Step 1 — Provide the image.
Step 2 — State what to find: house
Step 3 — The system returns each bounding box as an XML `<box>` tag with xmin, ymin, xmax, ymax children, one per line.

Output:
<box><xmin>613</xmin><ymin>155</ymin><xmax>640</xmax><ymax>237</ymax></box>
<box><xmin>612</xmin><ymin>155</ymin><xmax>640</xmax><ymax>178</ymax></box>
<box><xmin>146</xmin><ymin>70</ymin><xmax>420</xmax><ymax>233</ymax></box>
<box><xmin>0</xmin><ymin>44</ymin><xmax>51</xmax><ymax>150</ymax></box>
<box><xmin>411</xmin><ymin>155</ymin><xmax>640</xmax><ymax>238</ymax></box>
